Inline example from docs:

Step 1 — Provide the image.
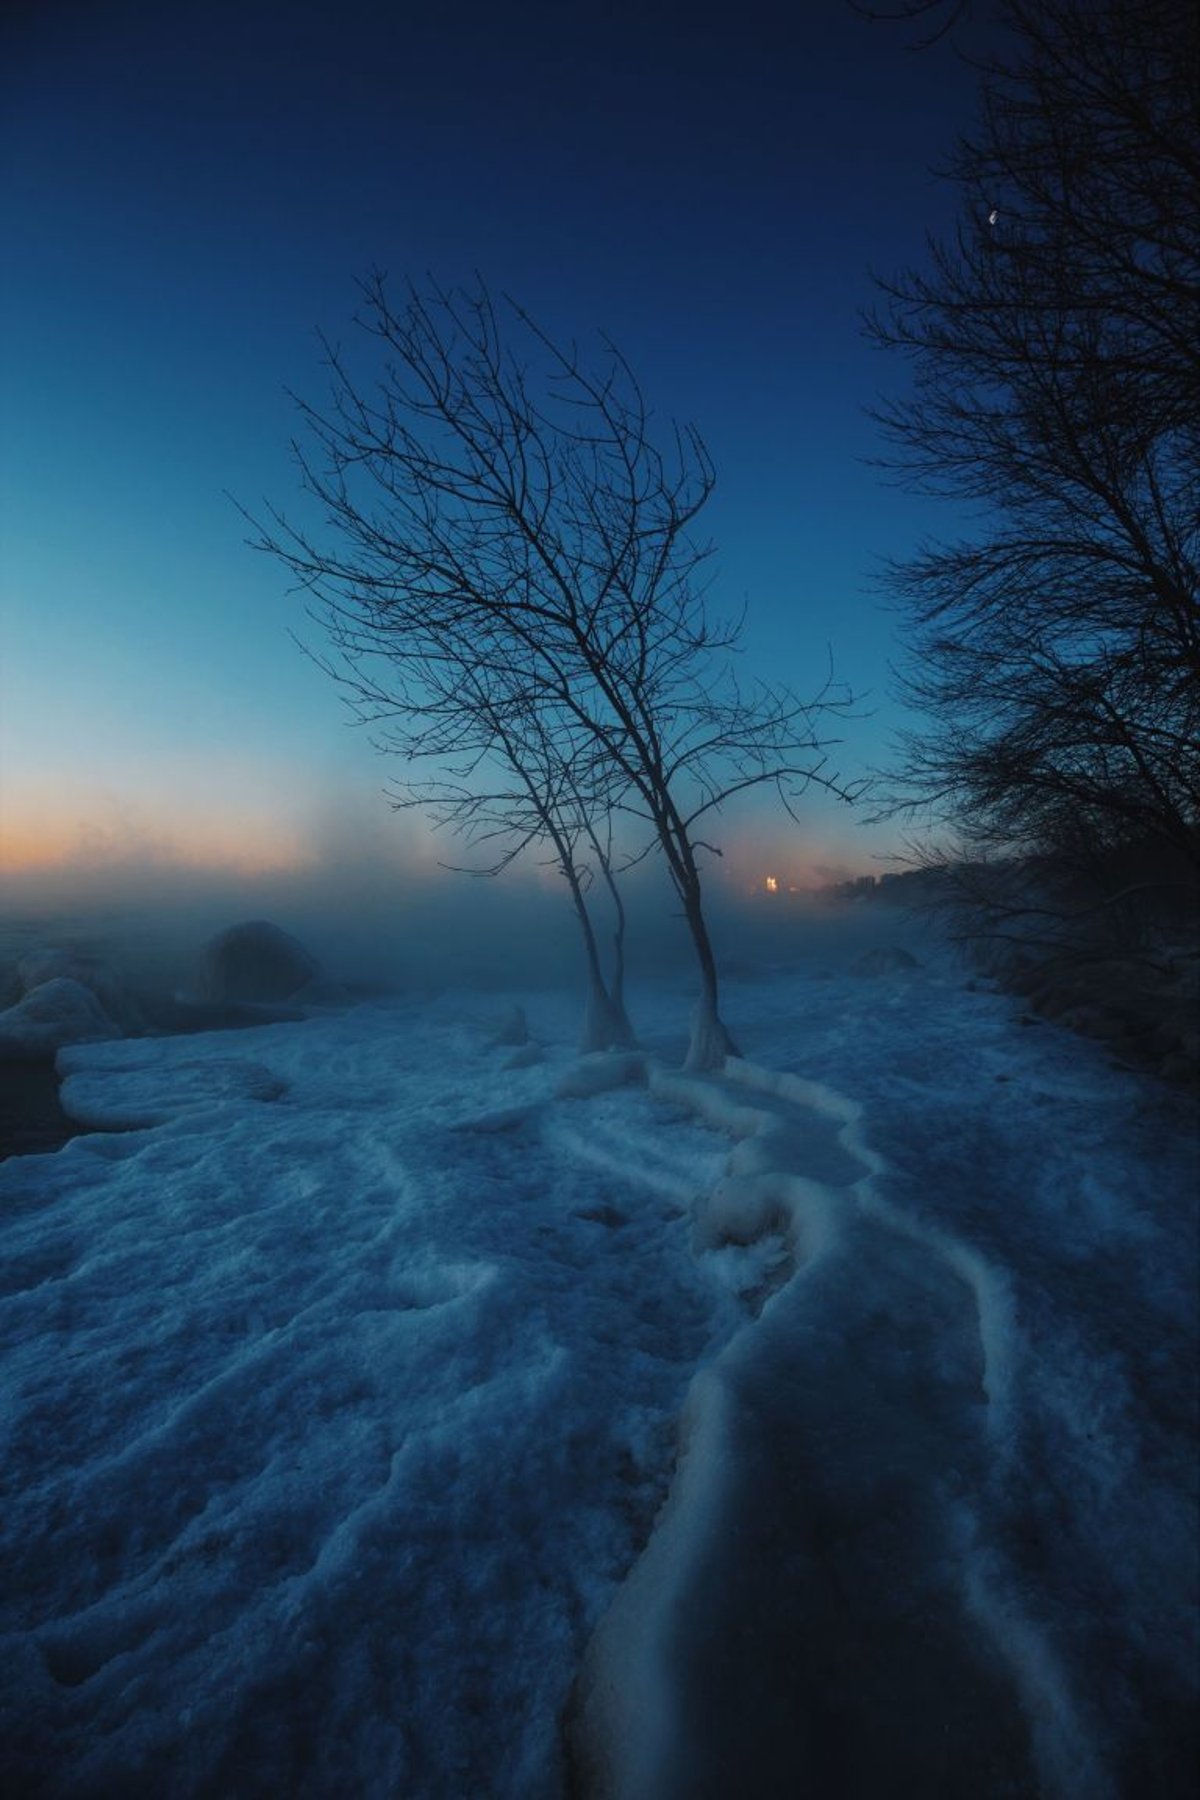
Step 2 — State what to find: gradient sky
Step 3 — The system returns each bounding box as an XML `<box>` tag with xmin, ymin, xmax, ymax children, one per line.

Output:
<box><xmin>1</xmin><ymin>0</ymin><xmax>985</xmax><ymax>902</ymax></box>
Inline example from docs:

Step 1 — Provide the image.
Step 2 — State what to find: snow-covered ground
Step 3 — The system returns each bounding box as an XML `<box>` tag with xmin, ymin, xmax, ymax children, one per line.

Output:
<box><xmin>1</xmin><ymin>924</ymin><xmax>1196</xmax><ymax>1797</ymax></box>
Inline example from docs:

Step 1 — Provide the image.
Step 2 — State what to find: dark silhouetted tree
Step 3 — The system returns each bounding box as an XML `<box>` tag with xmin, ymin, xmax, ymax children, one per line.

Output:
<box><xmin>253</xmin><ymin>278</ymin><xmax>853</xmax><ymax>1067</ymax></box>
<box><xmin>869</xmin><ymin>0</ymin><xmax>1199</xmax><ymax>939</ymax></box>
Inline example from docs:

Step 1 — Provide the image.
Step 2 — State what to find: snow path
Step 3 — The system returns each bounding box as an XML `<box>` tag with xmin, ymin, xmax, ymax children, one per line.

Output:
<box><xmin>571</xmin><ymin>972</ymin><xmax>1197</xmax><ymax>1798</ymax></box>
<box><xmin>573</xmin><ymin>1061</ymin><xmax>1072</xmax><ymax>1796</ymax></box>
<box><xmin>1</xmin><ymin>947</ymin><xmax>1196</xmax><ymax>1797</ymax></box>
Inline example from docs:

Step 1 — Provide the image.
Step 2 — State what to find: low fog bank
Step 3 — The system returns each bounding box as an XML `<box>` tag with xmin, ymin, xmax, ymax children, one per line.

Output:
<box><xmin>0</xmin><ymin>848</ymin><xmax>936</xmax><ymax>1019</ymax></box>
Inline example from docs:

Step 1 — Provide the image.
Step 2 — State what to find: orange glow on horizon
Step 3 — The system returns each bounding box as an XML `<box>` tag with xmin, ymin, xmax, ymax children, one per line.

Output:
<box><xmin>0</xmin><ymin>792</ymin><xmax>314</xmax><ymax>880</ymax></box>
<box><xmin>715</xmin><ymin>824</ymin><xmax>881</xmax><ymax>896</ymax></box>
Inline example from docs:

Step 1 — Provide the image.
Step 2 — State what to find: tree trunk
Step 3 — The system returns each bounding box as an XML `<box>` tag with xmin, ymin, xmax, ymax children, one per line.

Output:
<box><xmin>580</xmin><ymin>972</ymin><xmax>636</xmax><ymax>1054</ymax></box>
<box><xmin>601</xmin><ymin>853</ymin><xmax>636</xmax><ymax>1048</ymax></box>
<box><xmin>680</xmin><ymin>875</ymin><xmax>739</xmax><ymax>1071</ymax></box>
<box><xmin>565</xmin><ymin>862</ymin><xmax>634</xmax><ymax>1053</ymax></box>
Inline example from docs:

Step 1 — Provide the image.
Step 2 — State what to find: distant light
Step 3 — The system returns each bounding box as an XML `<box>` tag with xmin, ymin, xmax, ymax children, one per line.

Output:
<box><xmin>988</xmin><ymin>208</ymin><xmax>999</xmax><ymax>226</ymax></box>
<box><xmin>765</xmin><ymin>875</ymin><xmax>779</xmax><ymax>893</ymax></box>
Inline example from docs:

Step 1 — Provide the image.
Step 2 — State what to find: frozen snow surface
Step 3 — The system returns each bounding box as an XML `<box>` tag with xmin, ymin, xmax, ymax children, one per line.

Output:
<box><xmin>1</xmin><ymin>935</ymin><xmax>1196</xmax><ymax>1798</ymax></box>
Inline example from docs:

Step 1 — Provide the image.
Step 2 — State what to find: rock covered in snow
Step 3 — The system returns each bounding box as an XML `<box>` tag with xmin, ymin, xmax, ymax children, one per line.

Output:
<box><xmin>16</xmin><ymin>947</ymin><xmax>145</xmax><ymax>1033</ymax></box>
<box><xmin>195</xmin><ymin>920</ymin><xmax>319</xmax><ymax>1003</ymax></box>
<box><xmin>0</xmin><ymin>977</ymin><xmax>122</xmax><ymax>1061</ymax></box>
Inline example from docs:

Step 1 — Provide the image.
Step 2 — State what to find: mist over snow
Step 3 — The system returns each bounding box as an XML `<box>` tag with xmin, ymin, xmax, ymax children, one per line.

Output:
<box><xmin>1</xmin><ymin>898</ymin><xmax>1196</xmax><ymax>1796</ymax></box>
<box><xmin>0</xmin><ymin>789</ymin><xmax>887</xmax><ymax>1012</ymax></box>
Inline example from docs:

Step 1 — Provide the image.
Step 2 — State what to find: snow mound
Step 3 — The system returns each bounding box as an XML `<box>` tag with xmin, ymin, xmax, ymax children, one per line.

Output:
<box><xmin>17</xmin><ymin>948</ymin><xmax>146</xmax><ymax>1033</ymax></box>
<box><xmin>194</xmin><ymin>919</ymin><xmax>318</xmax><ymax>1003</ymax></box>
<box><xmin>0</xmin><ymin>978</ymin><xmax>122</xmax><ymax>1061</ymax></box>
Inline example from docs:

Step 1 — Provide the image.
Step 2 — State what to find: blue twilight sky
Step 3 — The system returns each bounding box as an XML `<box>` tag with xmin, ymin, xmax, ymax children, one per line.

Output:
<box><xmin>1</xmin><ymin>0</ymin><xmax>985</xmax><ymax>903</ymax></box>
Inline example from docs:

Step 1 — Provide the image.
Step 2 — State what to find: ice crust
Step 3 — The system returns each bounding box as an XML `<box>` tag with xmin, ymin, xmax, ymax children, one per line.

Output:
<box><xmin>1</xmin><ymin>949</ymin><xmax>1196</xmax><ymax>1796</ymax></box>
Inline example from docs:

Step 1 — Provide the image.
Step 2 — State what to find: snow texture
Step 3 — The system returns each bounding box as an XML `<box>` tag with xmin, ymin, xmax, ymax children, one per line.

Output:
<box><xmin>0</xmin><ymin>977</ymin><xmax>122</xmax><ymax>1062</ymax></box>
<box><xmin>0</xmin><ymin>943</ymin><xmax>1196</xmax><ymax>1798</ymax></box>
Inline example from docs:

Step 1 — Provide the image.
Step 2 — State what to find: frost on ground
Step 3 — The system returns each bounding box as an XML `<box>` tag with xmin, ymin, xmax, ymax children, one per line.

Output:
<box><xmin>0</xmin><ymin>944</ymin><xmax>1196</xmax><ymax>1798</ymax></box>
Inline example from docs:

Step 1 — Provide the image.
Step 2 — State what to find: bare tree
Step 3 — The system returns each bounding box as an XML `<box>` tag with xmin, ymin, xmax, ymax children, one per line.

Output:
<box><xmin>253</xmin><ymin>277</ymin><xmax>853</xmax><ymax>1068</ymax></box>
<box><xmin>316</xmin><ymin>623</ymin><xmax>636</xmax><ymax>1051</ymax></box>
<box><xmin>868</xmin><ymin>0</ymin><xmax>1200</xmax><ymax>939</ymax></box>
